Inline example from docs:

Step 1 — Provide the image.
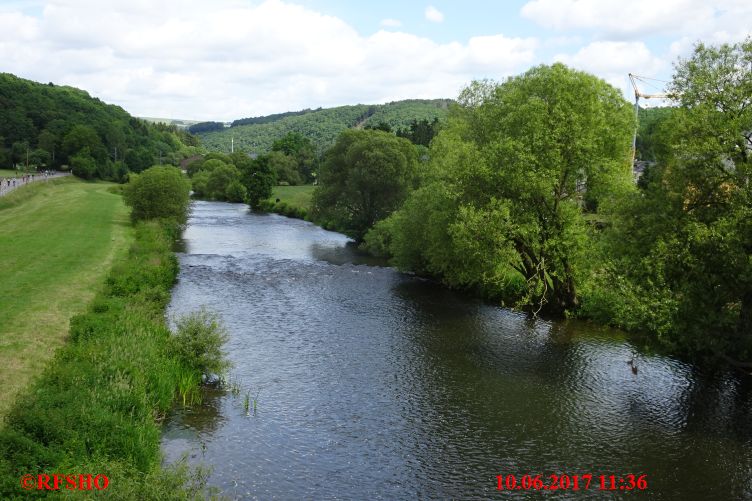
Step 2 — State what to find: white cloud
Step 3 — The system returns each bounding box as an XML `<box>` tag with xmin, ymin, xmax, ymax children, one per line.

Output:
<box><xmin>0</xmin><ymin>0</ymin><xmax>537</xmax><ymax>120</ymax></box>
<box><xmin>380</xmin><ymin>18</ymin><xmax>401</xmax><ymax>28</ymax></box>
<box><xmin>521</xmin><ymin>0</ymin><xmax>720</xmax><ymax>38</ymax></box>
<box><xmin>425</xmin><ymin>5</ymin><xmax>444</xmax><ymax>23</ymax></box>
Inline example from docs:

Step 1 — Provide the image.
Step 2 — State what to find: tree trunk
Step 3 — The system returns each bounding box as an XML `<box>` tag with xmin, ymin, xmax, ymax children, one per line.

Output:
<box><xmin>738</xmin><ymin>288</ymin><xmax>752</xmax><ymax>342</ymax></box>
<box><xmin>549</xmin><ymin>262</ymin><xmax>579</xmax><ymax>314</ymax></box>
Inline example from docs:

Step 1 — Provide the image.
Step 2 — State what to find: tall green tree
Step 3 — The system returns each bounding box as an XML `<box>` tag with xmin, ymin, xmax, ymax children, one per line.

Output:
<box><xmin>373</xmin><ymin>64</ymin><xmax>635</xmax><ymax>313</ymax></box>
<box><xmin>606</xmin><ymin>39</ymin><xmax>752</xmax><ymax>359</ymax></box>
<box><xmin>312</xmin><ymin>129</ymin><xmax>419</xmax><ymax>241</ymax></box>
<box><xmin>267</xmin><ymin>151</ymin><xmax>302</xmax><ymax>185</ymax></box>
<box><xmin>239</xmin><ymin>156</ymin><xmax>276</xmax><ymax>209</ymax></box>
<box><xmin>271</xmin><ymin>132</ymin><xmax>317</xmax><ymax>182</ymax></box>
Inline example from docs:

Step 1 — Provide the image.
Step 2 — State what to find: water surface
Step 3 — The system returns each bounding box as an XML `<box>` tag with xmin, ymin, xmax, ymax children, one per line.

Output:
<box><xmin>163</xmin><ymin>201</ymin><xmax>752</xmax><ymax>500</ymax></box>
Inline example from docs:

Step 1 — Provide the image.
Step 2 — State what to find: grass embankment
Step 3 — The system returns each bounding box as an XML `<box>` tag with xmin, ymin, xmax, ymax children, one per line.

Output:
<box><xmin>0</xmin><ymin>217</ymin><xmax>213</xmax><ymax>498</ymax></box>
<box><xmin>0</xmin><ymin>169</ymin><xmax>24</xmax><ymax>178</ymax></box>
<box><xmin>260</xmin><ymin>184</ymin><xmax>315</xmax><ymax>219</ymax></box>
<box><xmin>0</xmin><ymin>178</ymin><xmax>131</xmax><ymax>419</ymax></box>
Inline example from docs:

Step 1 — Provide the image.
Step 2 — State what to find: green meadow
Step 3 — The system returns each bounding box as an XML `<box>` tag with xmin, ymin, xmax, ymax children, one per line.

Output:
<box><xmin>0</xmin><ymin>178</ymin><xmax>131</xmax><ymax>419</ymax></box>
<box><xmin>271</xmin><ymin>184</ymin><xmax>315</xmax><ymax>209</ymax></box>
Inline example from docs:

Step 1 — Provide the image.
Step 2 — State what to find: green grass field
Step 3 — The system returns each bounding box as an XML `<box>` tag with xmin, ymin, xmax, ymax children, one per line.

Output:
<box><xmin>0</xmin><ymin>178</ymin><xmax>132</xmax><ymax>419</ymax></box>
<box><xmin>0</xmin><ymin>169</ymin><xmax>27</xmax><ymax>178</ymax></box>
<box><xmin>271</xmin><ymin>184</ymin><xmax>315</xmax><ymax>209</ymax></box>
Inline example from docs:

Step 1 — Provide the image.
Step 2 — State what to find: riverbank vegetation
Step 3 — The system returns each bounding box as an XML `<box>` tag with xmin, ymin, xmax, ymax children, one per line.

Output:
<box><xmin>258</xmin><ymin>185</ymin><xmax>316</xmax><ymax>220</ymax></box>
<box><xmin>0</xmin><ymin>73</ymin><xmax>200</xmax><ymax>180</ymax></box>
<box><xmin>311</xmin><ymin>39</ymin><xmax>752</xmax><ymax>364</ymax></box>
<box><xmin>186</xmin><ymin>132</ymin><xmax>318</xmax><ymax>209</ymax></box>
<box><xmin>0</xmin><ymin>168</ymin><xmax>228</xmax><ymax>498</ymax></box>
<box><xmin>311</xmin><ymin>129</ymin><xmax>420</xmax><ymax>241</ymax></box>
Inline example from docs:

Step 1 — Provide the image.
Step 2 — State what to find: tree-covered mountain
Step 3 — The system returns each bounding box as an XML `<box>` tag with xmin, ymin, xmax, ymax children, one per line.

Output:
<box><xmin>0</xmin><ymin>73</ymin><xmax>200</xmax><ymax>180</ymax></box>
<box><xmin>197</xmin><ymin>99</ymin><xmax>451</xmax><ymax>154</ymax></box>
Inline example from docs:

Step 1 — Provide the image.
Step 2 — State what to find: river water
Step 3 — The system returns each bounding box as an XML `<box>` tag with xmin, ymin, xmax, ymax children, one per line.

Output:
<box><xmin>163</xmin><ymin>201</ymin><xmax>752</xmax><ymax>500</ymax></box>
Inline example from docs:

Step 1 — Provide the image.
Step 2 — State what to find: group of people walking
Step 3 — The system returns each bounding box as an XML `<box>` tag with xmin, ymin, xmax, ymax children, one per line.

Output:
<box><xmin>0</xmin><ymin>170</ymin><xmax>59</xmax><ymax>196</ymax></box>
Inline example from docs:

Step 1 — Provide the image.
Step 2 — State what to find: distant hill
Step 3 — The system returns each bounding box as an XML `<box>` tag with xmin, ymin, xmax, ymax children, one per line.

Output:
<box><xmin>0</xmin><ymin>73</ymin><xmax>198</xmax><ymax>179</ymax></box>
<box><xmin>197</xmin><ymin>99</ymin><xmax>452</xmax><ymax>154</ymax></box>
<box><xmin>138</xmin><ymin>116</ymin><xmax>207</xmax><ymax>129</ymax></box>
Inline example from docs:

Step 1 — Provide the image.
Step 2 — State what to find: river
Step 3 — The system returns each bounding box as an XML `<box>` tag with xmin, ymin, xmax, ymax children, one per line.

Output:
<box><xmin>163</xmin><ymin>200</ymin><xmax>752</xmax><ymax>500</ymax></box>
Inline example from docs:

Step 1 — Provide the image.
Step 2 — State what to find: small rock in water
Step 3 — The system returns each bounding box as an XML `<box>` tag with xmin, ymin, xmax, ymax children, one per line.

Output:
<box><xmin>202</xmin><ymin>373</ymin><xmax>221</xmax><ymax>385</ymax></box>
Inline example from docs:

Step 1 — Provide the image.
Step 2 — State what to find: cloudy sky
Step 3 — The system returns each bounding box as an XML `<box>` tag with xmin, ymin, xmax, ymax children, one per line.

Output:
<box><xmin>1</xmin><ymin>0</ymin><xmax>750</xmax><ymax>121</ymax></box>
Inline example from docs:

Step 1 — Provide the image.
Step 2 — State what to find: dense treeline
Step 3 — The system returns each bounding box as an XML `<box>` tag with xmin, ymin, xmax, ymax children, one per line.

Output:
<box><xmin>0</xmin><ymin>73</ymin><xmax>200</xmax><ymax>181</ymax></box>
<box><xmin>186</xmin><ymin>131</ymin><xmax>319</xmax><ymax>209</ymax></box>
<box><xmin>187</xmin><ymin>121</ymin><xmax>226</xmax><ymax>134</ymax></box>
<box><xmin>197</xmin><ymin>99</ymin><xmax>449</xmax><ymax>154</ymax></box>
<box><xmin>312</xmin><ymin>39</ymin><xmax>752</xmax><ymax>364</ymax></box>
<box><xmin>636</xmin><ymin>106</ymin><xmax>674</xmax><ymax>162</ymax></box>
<box><xmin>231</xmin><ymin>107</ymin><xmax>323</xmax><ymax>127</ymax></box>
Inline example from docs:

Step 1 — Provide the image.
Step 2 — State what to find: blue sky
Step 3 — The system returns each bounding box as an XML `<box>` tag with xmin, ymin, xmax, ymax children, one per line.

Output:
<box><xmin>0</xmin><ymin>1</ymin><xmax>749</xmax><ymax>120</ymax></box>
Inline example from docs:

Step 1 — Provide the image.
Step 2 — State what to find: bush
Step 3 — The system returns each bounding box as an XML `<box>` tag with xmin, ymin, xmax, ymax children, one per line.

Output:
<box><xmin>123</xmin><ymin>165</ymin><xmax>191</xmax><ymax>224</ymax></box>
<box><xmin>70</xmin><ymin>149</ymin><xmax>97</xmax><ymax>179</ymax></box>
<box><xmin>206</xmin><ymin>163</ymin><xmax>241</xmax><ymax>199</ymax></box>
<box><xmin>170</xmin><ymin>309</ymin><xmax>231</xmax><ymax>378</ymax></box>
<box><xmin>191</xmin><ymin>170</ymin><xmax>210</xmax><ymax>198</ymax></box>
<box><xmin>225</xmin><ymin>179</ymin><xmax>247</xmax><ymax>203</ymax></box>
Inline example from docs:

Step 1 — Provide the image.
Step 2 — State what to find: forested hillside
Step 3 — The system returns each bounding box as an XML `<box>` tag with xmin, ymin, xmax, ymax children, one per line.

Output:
<box><xmin>0</xmin><ymin>73</ymin><xmax>199</xmax><ymax>180</ymax></box>
<box><xmin>198</xmin><ymin>99</ymin><xmax>450</xmax><ymax>154</ymax></box>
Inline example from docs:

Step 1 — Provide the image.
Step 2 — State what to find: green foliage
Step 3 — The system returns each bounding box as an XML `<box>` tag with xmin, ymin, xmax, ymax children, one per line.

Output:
<box><xmin>240</xmin><ymin>155</ymin><xmax>276</xmax><ymax>209</ymax></box>
<box><xmin>372</xmin><ymin>64</ymin><xmax>635</xmax><ymax>314</ymax></box>
<box><xmin>69</xmin><ymin>148</ymin><xmax>97</xmax><ymax>179</ymax></box>
<box><xmin>271</xmin><ymin>132</ymin><xmax>317</xmax><ymax>182</ymax></box>
<box><xmin>206</xmin><ymin>162</ymin><xmax>241</xmax><ymax>199</ymax></box>
<box><xmin>232</xmin><ymin>107</ymin><xmax>323</xmax><ymax>127</ymax></box>
<box><xmin>312</xmin><ymin>129</ymin><xmax>419</xmax><ymax>241</ymax></box>
<box><xmin>0</xmin><ymin>73</ymin><xmax>198</xmax><ymax>179</ymax></box>
<box><xmin>187</xmin><ymin>121</ymin><xmax>225</xmax><ymax>134</ymax></box>
<box><xmin>363</xmin><ymin>99</ymin><xmax>451</xmax><ymax>131</ymax></box>
<box><xmin>124</xmin><ymin>166</ymin><xmax>191</xmax><ymax>223</ymax></box>
<box><xmin>396</xmin><ymin>117</ymin><xmax>441</xmax><ymax>146</ymax></box>
<box><xmin>268</xmin><ymin>150</ymin><xmax>302</xmax><ymax>185</ymax></box>
<box><xmin>225</xmin><ymin>179</ymin><xmax>247</xmax><ymax>203</ymax></box>
<box><xmin>635</xmin><ymin>107</ymin><xmax>675</xmax><ymax>162</ymax></box>
<box><xmin>598</xmin><ymin>38</ymin><xmax>752</xmax><ymax>359</ymax></box>
<box><xmin>170</xmin><ymin>309</ymin><xmax>231</xmax><ymax>379</ymax></box>
<box><xmin>191</xmin><ymin>170</ymin><xmax>211</xmax><ymax>198</ymax></box>
<box><xmin>198</xmin><ymin>99</ymin><xmax>450</xmax><ymax>155</ymax></box>
<box><xmin>0</xmin><ymin>220</ymin><xmax>221</xmax><ymax>499</ymax></box>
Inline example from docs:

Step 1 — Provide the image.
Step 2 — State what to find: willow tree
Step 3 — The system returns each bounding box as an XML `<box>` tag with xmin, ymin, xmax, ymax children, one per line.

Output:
<box><xmin>374</xmin><ymin>64</ymin><xmax>635</xmax><ymax>313</ymax></box>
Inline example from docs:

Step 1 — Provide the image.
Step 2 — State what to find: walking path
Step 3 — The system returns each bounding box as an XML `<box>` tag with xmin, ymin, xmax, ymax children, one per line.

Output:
<box><xmin>0</xmin><ymin>172</ymin><xmax>71</xmax><ymax>197</ymax></box>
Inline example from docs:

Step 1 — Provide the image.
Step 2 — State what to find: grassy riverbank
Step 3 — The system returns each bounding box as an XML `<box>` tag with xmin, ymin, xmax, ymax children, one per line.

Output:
<box><xmin>0</xmin><ymin>218</ymin><xmax>213</xmax><ymax>498</ymax></box>
<box><xmin>0</xmin><ymin>178</ymin><xmax>131</xmax><ymax>419</ymax></box>
<box><xmin>260</xmin><ymin>184</ymin><xmax>315</xmax><ymax>219</ymax></box>
<box><xmin>0</xmin><ymin>173</ymin><xmax>219</xmax><ymax>498</ymax></box>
